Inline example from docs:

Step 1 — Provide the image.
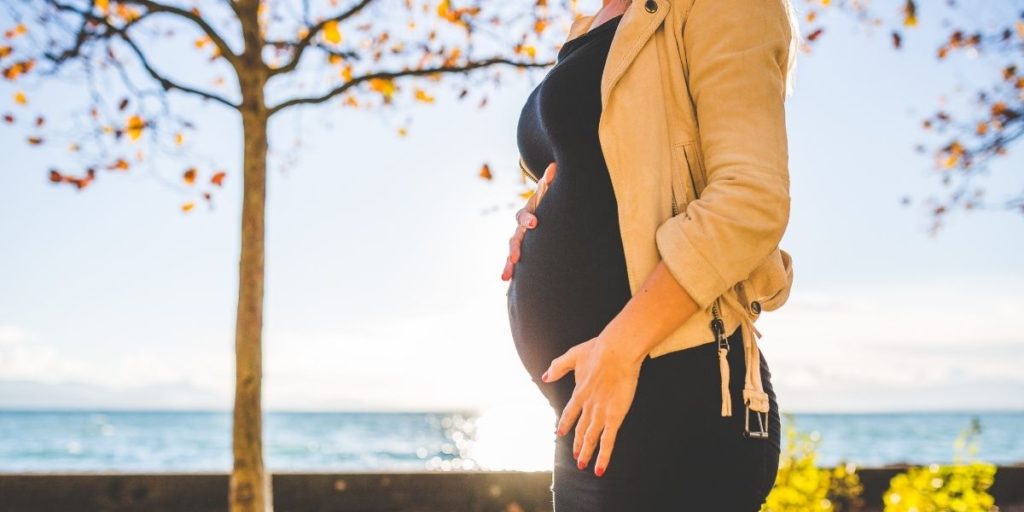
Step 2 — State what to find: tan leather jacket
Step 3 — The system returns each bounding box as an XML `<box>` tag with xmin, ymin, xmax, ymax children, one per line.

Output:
<box><xmin>517</xmin><ymin>0</ymin><xmax>796</xmax><ymax>425</ymax></box>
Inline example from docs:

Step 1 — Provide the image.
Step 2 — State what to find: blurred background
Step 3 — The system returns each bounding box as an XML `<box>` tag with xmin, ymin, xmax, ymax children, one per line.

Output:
<box><xmin>0</xmin><ymin>0</ymin><xmax>1021</xmax><ymax>487</ymax></box>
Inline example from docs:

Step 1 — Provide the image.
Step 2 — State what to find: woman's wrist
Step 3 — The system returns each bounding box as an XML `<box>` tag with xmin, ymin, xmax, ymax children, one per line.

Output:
<box><xmin>595</xmin><ymin>261</ymin><xmax>701</xmax><ymax>366</ymax></box>
<box><xmin>595</xmin><ymin>323</ymin><xmax>650</xmax><ymax>368</ymax></box>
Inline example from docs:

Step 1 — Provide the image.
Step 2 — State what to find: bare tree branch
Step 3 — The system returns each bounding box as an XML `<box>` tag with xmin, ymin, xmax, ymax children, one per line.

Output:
<box><xmin>268</xmin><ymin>57</ymin><xmax>552</xmax><ymax>115</ymax></box>
<box><xmin>118</xmin><ymin>0</ymin><xmax>242</xmax><ymax>69</ymax></box>
<box><xmin>267</xmin><ymin>0</ymin><xmax>377</xmax><ymax>77</ymax></box>
<box><xmin>48</xmin><ymin>0</ymin><xmax>239</xmax><ymax>109</ymax></box>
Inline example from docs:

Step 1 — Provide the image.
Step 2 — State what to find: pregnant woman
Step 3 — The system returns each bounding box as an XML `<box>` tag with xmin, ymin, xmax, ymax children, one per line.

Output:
<box><xmin>501</xmin><ymin>0</ymin><xmax>800</xmax><ymax>510</ymax></box>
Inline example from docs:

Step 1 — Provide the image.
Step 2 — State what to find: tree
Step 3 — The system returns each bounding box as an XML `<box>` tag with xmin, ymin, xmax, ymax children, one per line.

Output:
<box><xmin>797</xmin><ymin>0</ymin><xmax>1024</xmax><ymax>232</ymax></box>
<box><xmin>0</xmin><ymin>0</ymin><xmax>564</xmax><ymax>509</ymax></box>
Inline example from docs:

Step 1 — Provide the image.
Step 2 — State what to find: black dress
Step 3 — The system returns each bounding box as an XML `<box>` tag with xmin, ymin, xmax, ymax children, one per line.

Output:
<box><xmin>506</xmin><ymin>13</ymin><xmax>782</xmax><ymax>511</ymax></box>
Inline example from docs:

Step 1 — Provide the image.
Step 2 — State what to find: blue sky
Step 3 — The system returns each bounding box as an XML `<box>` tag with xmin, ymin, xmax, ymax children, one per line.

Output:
<box><xmin>0</xmin><ymin>1</ymin><xmax>1022</xmax><ymax>417</ymax></box>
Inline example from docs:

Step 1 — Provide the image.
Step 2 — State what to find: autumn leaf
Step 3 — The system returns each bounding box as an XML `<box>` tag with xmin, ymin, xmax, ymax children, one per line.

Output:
<box><xmin>516</xmin><ymin>44</ymin><xmax>536</xmax><ymax>59</ymax></box>
<box><xmin>323</xmin><ymin>21</ymin><xmax>343</xmax><ymax>45</ymax></box>
<box><xmin>2</xmin><ymin>114</ymin><xmax>13</xmax><ymax>124</ymax></box>
<box><xmin>369</xmin><ymin>77</ymin><xmax>396</xmax><ymax>101</ymax></box>
<box><xmin>807</xmin><ymin>28</ymin><xmax>824</xmax><ymax>42</ymax></box>
<box><xmin>109</xmin><ymin>159</ymin><xmax>130</xmax><ymax>171</ymax></box>
<box><xmin>414</xmin><ymin>89</ymin><xmax>435</xmax><ymax>103</ymax></box>
<box><xmin>183</xmin><ymin>167</ymin><xmax>197</xmax><ymax>185</ymax></box>
<box><xmin>114</xmin><ymin>4</ymin><xmax>141</xmax><ymax>22</ymax></box>
<box><xmin>27</xmin><ymin>135</ymin><xmax>42</xmax><ymax>145</ymax></box>
<box><xmin>182</xmin><ymin>201</ymin><xmax>196</xmax><ymax>212</ymax></box>
<box><xmin>0</xmin><ymin>45</ymin><xmax>11</xmax><ymax>59</ymax></box>
<box><xmin>901</xmin><ymin>0</ymin><xmax>917</xmax><ymax>27</ymax></box>
<box><xmin>3</xmin><ymin>59</ymin><xmax>34</xmax><ymax>80</ymax></box>
<box><xmin>479</xmin><ymin>163</ymin><xmax>492</xmax><ymax>180</ymax></box>
<box><xmin>519</xmin><ymin>188</ymin><xmax>534</xmax><ymax>199</ymax></box>
<box><xmin>211</xmin><ymin>171</ymin><xmax>226</xmax><ymax>186</ymax></box>
<box><xmin>4</xmin><ymin>24</ymin><xmax>26</xmax><ymax>40</ymax></box>
<box><xmin>13</xmin><ymin>90</ymin><xmax>26</xmax><ymax>105</ymax></box>
<box><xmin>175</xmin><ymin>132</ymin><xmax>185</xmax><ymax>145</ymax></box>
<box><xmin>397</xmin><ymin>127</ymin><xmax>408</xmax><ymax>136</ymax></box>
<box><xmin>125</xmin><ymin>115</ymin><xmax>145</xmax><ymax>141</ymax></box>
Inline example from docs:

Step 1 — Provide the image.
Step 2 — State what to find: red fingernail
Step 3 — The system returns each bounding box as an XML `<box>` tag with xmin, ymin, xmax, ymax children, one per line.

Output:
<box><xmin>573</xmin><ymin>448</ymin><xmax>579</xmax><ymax>458</ymax></box>
<box><xmin>595</xmin><ymin>466</ymin><xmax>605</xmax><ymax>477</ymax></box>
<box><xmin>528</xmin><ymin>219</ymin><xmax>536</xmax><ymax>227</ymax></box>
<box><xmin>577</xmin><ymin>458</ymin><xmax>586</xmax><ymax>470</ymax></box>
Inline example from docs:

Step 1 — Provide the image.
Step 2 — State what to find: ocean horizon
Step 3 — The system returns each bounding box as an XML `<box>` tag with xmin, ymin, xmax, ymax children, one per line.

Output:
<box><xmin>1</xmin><ymin>408</ymin><xmax>1021</xmax><ymax>473</ymax></box>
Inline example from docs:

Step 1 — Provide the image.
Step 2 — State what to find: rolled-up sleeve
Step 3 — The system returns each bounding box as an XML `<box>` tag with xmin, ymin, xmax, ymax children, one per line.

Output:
<box><xmin>654</xmin><ymin>0</ymin><xmax>794</xmax><ymax>310</ymax></box>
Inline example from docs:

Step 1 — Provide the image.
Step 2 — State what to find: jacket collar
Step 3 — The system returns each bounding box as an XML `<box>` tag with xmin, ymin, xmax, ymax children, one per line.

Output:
<box><xmin>566</xmin><ymin>0</ymin><xmax>672</xmax><ymax>106</ymax></box>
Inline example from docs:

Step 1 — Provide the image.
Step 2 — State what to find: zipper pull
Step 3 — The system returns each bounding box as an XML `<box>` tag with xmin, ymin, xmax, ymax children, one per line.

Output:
<box><xmin>710</xmin><ymin>299</ymin><xmax>728</xmax><ymax>351</ymax></box>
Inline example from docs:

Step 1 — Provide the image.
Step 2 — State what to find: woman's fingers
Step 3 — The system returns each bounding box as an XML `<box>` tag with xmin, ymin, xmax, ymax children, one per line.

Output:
<box><xmin>591</xmin><ymin>415</ymin><xmax>621</xmax><ymax>477</ymax></box>
<box><xmin>542</xmin><ymin>344</ymin><xmax>577</xmax><ymax>384</ymax></box>
<box><xmin>501</xmin><ymin>255</ymin><xmax>514</xmax><ymax>281</ymax></box>
<box><xmin>573</xmin><ymin>403</ymin><xmax>596</xmax><ymax>464</ymax></box>
<box><xmin>502</xmin><ymin>162</ymin><xmax>555</xmax><ymax>281</ymax></box>
<box><xmin>557</xmin><ymin>392</ymin><xmax>583</xmax><ymax>437</ymax></box>
<box><xmin>542</xmin><ymin>161</ymin><xmax>558</xmax><ymax>186</ymax></box>
<box><xmin>576</xmin><ymin>407</ymin><xmax>605</xmax><ymax>471</ymax></box>
<box><xmin>508</xmin><ymin>223</ymin><xmax>528</xmax><ymax>264</ymax></box>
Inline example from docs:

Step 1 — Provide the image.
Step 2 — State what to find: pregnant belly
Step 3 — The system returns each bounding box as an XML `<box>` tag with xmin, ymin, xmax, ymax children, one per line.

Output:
<box><xmin>505</xmin><ymin>195</ymin><xmax>632</xmax><ymax>383</ymax></box>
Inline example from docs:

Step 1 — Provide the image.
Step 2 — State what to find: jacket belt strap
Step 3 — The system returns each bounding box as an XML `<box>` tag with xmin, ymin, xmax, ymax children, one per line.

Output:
<box><xmin>716</xmin><ymin>291</ymin><xmax>769</xmax><ymax>417</ymax></box>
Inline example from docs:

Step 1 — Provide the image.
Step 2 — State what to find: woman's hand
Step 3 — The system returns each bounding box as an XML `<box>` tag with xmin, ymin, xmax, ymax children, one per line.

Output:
<box><xmin>501</xmin><ymin>162</ymin><xmax>557</xmax><ymax>281</ymax></box>
<box><xmin>541</xmin><ymin>333</ymin><xmax>644</xmax><ymax>477</ymax></box>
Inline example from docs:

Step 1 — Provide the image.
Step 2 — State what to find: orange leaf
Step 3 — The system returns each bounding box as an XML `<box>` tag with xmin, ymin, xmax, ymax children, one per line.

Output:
<box><xmin>183</xmin><ymin>167</ymin><xmax>197</xmax><ymax>185</ymax></box>
<box><xmin>323</xmin><ymin>21</ymin><xmax>343</xmax><ymax>45</ymax></box>
<box><xmin>211</xmin><ymin>171</ymin><xmax>226</xmax><ymax>186</ymax></box>
<box><xmin>4</xmin><ymin>24</ymin><xmax>26</xmax><ymax>40</ymax></box>
<box><xmin>182</xmin><ymin>201</ymin><xmax>196</xmax><ymax>212</ymax></box>
<box><xmin>13</xmin><ymin>90</ymin><xmax>25</xmax><ymax>105</ymax></box>
<box><xmin>414</xmin><ymin>89</ymin><xmax>435</xmax><ymax>103</ymax></box>
<box><xmin>478</xmin><ymin>163</ymin><xmax>492</xmax><ymax>180</ymax></box>
<box><xmin>369</xmin><ymin>77</ymin><xmax>396</xmax><ymax>101</ymax></box>
<box><xmin>110</xmin><ymin>159</ymin><xmax>130</xmax><ymax>171</ymax></box>
<box><xmin>175</xmin><ymin>132</ymin><xmax>185</xmax><ymax>145</ymax></box>
<box><xmin>27</xmin><ymin>135</ymin><xmax>42</xmax><ymax>145</ymax></box>
<box><xmin>125</xmin><ymin>115</ymin><xmax>145</xmax><ymax>141</ymax></box>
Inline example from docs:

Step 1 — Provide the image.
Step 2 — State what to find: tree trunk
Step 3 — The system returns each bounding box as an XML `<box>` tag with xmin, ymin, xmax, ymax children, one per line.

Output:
<box><xmin>230</xmin><ymin>97</ymin><xmax>271</xmax><ymax>511</ymax></box>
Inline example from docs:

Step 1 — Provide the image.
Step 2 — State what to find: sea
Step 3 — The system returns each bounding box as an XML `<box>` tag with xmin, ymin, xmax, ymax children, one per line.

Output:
<box><xmin>0</xmin><ymin>409</ymin><xmax>1021</xmax><ymax>472</ymax></box>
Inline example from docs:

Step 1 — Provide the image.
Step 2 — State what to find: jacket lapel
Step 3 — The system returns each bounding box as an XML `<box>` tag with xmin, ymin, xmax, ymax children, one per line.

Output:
<box><xmin>600</xmin><ymin>0</ymin><xmax>671</xmax><ymax>106</ymax></box>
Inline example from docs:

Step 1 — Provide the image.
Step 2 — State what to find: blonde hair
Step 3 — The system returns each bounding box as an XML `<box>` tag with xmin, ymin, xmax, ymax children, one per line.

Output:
<box><xmin>780</xmin><ymin>0</ymin><xmax>803</xmax><ymax>98</ymax></box>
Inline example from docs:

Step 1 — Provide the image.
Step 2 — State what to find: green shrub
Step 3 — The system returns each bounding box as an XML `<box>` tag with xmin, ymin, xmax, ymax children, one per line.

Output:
<box><xmin>882</xmin><ymin>418</ymin><xmax>998</xmax><ymax>512</ymax></box>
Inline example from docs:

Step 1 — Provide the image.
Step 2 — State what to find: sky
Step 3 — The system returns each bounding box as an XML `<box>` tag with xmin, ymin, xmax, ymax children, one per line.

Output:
<box><xmin>0</xmin><ymin>1</ymin><xmax>1022</xmax><ymax>417</ymax></box>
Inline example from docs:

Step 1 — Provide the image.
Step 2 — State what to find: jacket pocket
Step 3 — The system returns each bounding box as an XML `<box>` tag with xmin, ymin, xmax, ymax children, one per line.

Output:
<box><xmin>669</xmin><ymin>143</ymin><xmax>686</xmax><ymax>216</ymax></box>
<box><xmin>681</xmin><ymin>141</ymin><xmax>708</xmax><ymax>198</ymax></box>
